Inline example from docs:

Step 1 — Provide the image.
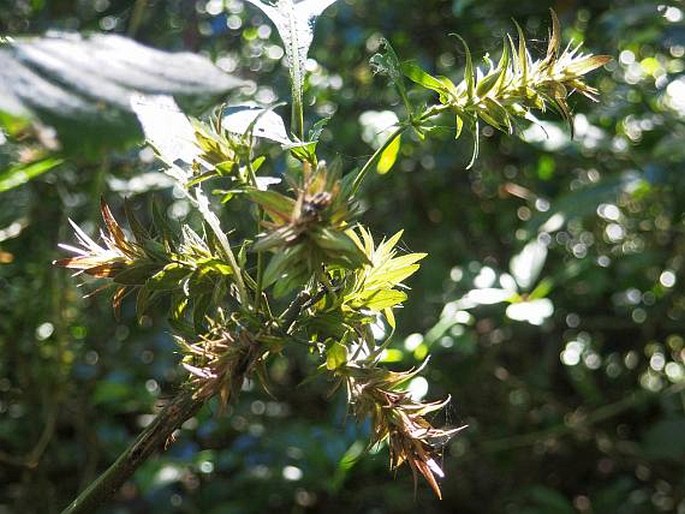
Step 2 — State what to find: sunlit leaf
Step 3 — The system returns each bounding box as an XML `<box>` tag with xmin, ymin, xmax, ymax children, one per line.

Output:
<box><xmin>505</xmin><ymin>298</ymin><xmax>554</xmax><ymax>325</ymax></box>
<box><xmin>130</xmin><ymin>94</ymin><xmax>200</xmax><ymax>177</ymax></box>
<box><xmin>402</xmin><ymin>62</ymin><xmax>454</xmax><ymax>99</ymax></box>
<box><xmin>243</xmin><ymin>0</ymin><xmax>339</xmax><ymax>136</ymax></box>
<box><xmin>509</xmin><ymin>239</ymin><xmax>548</xmax><ymax>291</ymax></box>
<box><xmin>0</xmin><ymin>32</ymin><xmax>245</xmax><ymax>154</ymax></box>
<box><xmin>246</xmin><ymin>189</ymin><xmax>296</xmax><ymax>224</ymax></box>
<box><xmin>221</xmin><ymin>104</ymin><xmax>291</xmax><ymax>144</ymax></box>
<box><xmin>452</xmin><ymin>34</ymin><xmax>475</xmax><ymax>100</ymax></box>
<box><xmin>326</xmin><ymin>341</ymin><xmax>347</xmax><ymax>370</ymax></box>
<box><xmin>0</xmin><ymin>157</ymin><xmax>63</xmax><ymax>192</ymax></box>
<box><xmin>376</xmin><ymin>133</ymin><xmax>401</xmax><ymax>175</ymax></box>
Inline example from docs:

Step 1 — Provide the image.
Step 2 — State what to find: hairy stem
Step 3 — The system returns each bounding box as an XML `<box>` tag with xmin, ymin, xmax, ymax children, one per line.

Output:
<box><xmin>60</xmin><ymin>389</ymin><xmax>204</xmax><ymax>514</ymax></box>
<box><xmin>291</xmin><ymin>87</ymin><xmax>305</xmax><ymax>142</ymax></box>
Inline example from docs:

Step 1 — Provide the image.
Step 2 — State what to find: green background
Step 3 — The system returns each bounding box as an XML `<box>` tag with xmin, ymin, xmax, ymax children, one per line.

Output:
<box><xmin>1</xmin><ymin>0</ymin><xmax>684</xmax><ymax>513</ymax></box>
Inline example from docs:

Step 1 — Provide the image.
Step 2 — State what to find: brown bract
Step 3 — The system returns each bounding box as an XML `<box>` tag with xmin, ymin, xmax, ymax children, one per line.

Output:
<box><xmin>343</xmin><ymin>363</ymin><xmax>467</xmax><ymax>499</ymax></box>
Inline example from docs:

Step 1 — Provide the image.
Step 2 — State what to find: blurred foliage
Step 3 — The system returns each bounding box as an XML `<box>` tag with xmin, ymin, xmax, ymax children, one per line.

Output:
<box><xmin>1</xmin><ymin>0</ymin><xmax>685</xmax><ymax>513</ymax></box>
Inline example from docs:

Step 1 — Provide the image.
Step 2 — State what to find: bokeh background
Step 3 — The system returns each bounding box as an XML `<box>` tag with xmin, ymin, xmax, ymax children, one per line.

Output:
<box><xmin>1</xmin><ymin>0</ymin><xmax>685</xmax><ymax>512</ymax></box>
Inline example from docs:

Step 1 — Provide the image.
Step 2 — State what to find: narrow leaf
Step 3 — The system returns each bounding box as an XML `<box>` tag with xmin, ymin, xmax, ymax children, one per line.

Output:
<box><xmin>0</xmin><ymin>157</ymin><xmax>63</xmax><ymax>192</ymax></box>
<box><xmin>453</xmin><ymin>35</ymin><xmax>475</xmax><ymax>101</ymax></box>
<box><xmin>514</xmin><ymin>20</ymin><xmax>529</xmax><ymax>84</ymax></box>
<box><xmin>454</xmin><ymin>114</ymin><xmax>464</xmax><ymax>140</ymax></box>
<box><xmin>545</xmin><ymin>9</ymin><xmax>562</xmax><ymax>64</ymax></box>
<box><xmin>401</xmin><ymin>62</ymin><xmax>453</xmax><ymax>97</ymax></box>
<box><xmin>466</xmin><ymin>119</ymin><xmax>480</xmax><ymax>169</ymax></box>
<box><xmin>246</xmin><ymin>189</ymin><xmax>296</xmax><ymax>223</ymax></box>
<box><xmin>377</xmin><ymin>133</ymin><xmax>401</xmax><ymax>175</ymax></box>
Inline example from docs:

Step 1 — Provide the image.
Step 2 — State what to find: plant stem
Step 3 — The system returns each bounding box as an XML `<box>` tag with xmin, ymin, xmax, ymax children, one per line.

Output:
<box><xmin>60</xmin><ymin>388</ymin><xmax>204</xmax><ymax>514</ymax></box>
<box><xmin>193</xmin><ymin>186</ymin><xmax>250</xmax><ymax>306</ymax></box>
<box><xmin>350</xmin><ymin>105</ymin><xmax>448</xmax><ymax>196</ymax></box>
<box><xmin>244</xmin><ymin>156</ymin><xmax>266</xmax><ymax>309</ymax></box>
<box><xmin>350</xmin><ymin>125</ymin><xmax>407</xmax><ymax>197</ymax></box>
<box><xmin>291</xmin><ymin>89</ymin><xmax>304</xmax><ymax>141</ymax></box>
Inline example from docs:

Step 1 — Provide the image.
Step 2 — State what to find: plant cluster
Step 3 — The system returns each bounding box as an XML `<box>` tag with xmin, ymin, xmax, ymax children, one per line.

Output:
<box><xmin>55</xmin><ymin>3</ymin><xmax>607</xmax><ymax>508</ymax></box>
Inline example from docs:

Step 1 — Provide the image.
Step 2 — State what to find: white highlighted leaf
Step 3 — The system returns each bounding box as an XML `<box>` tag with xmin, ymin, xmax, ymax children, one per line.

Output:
<box><xmin>130</xmin><ymin>94</ymin><xmax>200</xmax><ymax>182</ymax></box>
<box><xmin>506</xmin><ymin>298</ymin><xmax>554</xmax><ymax>325</ymax></box>
<box><xmin>243</xmin><ymin>0</ymin><xmax>339</xmax><ymax>119</ymax></box>
<box><xmin>462</xmin><ymin>287</ymin><xmax>513</xmax><ymax>306</ymax></box>
<box><xmin>130</xmin><ymin>94</ymin><xmax>199</xmax><ymax>165</ymax></box>
<box><xmin>221</xmin><ymin>104</ymin><xmax>291</xmax><ymax>144</ymax></box>
<box><xmin>509</xmin><ymin>239</ymin><xmax>548</xmax><ymax>291</ymax></box>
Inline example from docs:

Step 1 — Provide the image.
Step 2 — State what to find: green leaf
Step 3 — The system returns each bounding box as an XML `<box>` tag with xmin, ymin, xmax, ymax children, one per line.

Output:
<box><xmin>308</xmin><ymin>116</ymin><xmax>330</xmax><ymax>142</ymax></box>
<box><xmin>147</xmin><ymin>263</ymin><xmax>190</xmax><ymax>291</ymax></box>
<box><xmin>123</xmin><ymin>200</ymin><xmax>150</xmax><ymax>245</ymax></box>
<box><xmin>466</xmin><ymin>118</ymin><xmax>480</xmax><ymax>169</ymax></box>
<box><xmin>197</xmin><ymin>257</ymin><xmax>234</xmax><ymax>277</ymax></box>
<box><xmin>192</xmin><ymin>293</ymin><xmax>212</xmax><ymax>331</ymax></box>
<box><xmin>384</xmin><ymin>307</ymin><xmax>396</xmax><ymax>330</ymax></box>
<box><xmin>494</xmin><ymin>37</ymin><xmax>512</xmax><ymax>94</ymax></box>
<box><xmin>0</xmin><ymin>32</ymin><xmax>245</xmax><ymax>155</ymax></box>
<box><xmin>262</xmin><ymin>248</ymin><xmax>291</xmax><ymax>288</ymax></box>
<box><xmin>246</xmin><ymin>189</ymin><xmax>296</xmax><ymax>224</ymax></box>
<box><xmin>514</xmin><ymin>20</ymin><xmax>530</xmax><ymax>84</ymax></box>
<box><xmin>113</xmin><ymin>263</ymin><xmax>164</xmax><ymax>286</ymax></box>
<box><xmin>479</xmin><ymin>97</ymin><xmax>512</xmax><ymax>133</ymax></box>
<box><xmin>136</xmin><ymin>283</ymin><xmax>157</xmax><ymax>320</ymax></box>
<box><xmin>528</xmin><ymin>277</ymin><xmax>554</xmax><ymax>300</ymax></box>
<box><xmin>453</xmin><ymin>34</ymin><xmax>475</xmax><ymax>101</ymax></box>
<box><xmin>455</xmin><ymin>114</ymin><xmax>464</xmax><ymax>139</ymax></box>
<box><xmin>370</xmin><ymin>38</ymin><xmax>404</xmax><ymax>85</ymax></box>
<box><xmin>376</xmin><ymin>133</ymin><xmax>401</xmax><ymax>175</ymax></box>
<box><xmin>402</xmin><ymin>62</ymin><xmax>455</xmax><ymax>100</ymax></box>
<box><xmin>151</xmin><ymin>199</ymin><xmax>177</xmax><ymax>250</ymax></box>
<box><xmin>367</xmin><ymin>262</ymin><xmax>423</xmax><ymax>290</ymax></box>
<box><xmin>326</xmin><ymin>341</ymin><xmax>347</xmax><ymax>370</ymax></box>
<box><xmin>475</xmin><ymin>69</ymin><xmax>501</xmax><ymax>99</ymax></box>
<box><xmin>0</xmin><ymin>157</ymin><xmax>63</xmax><ymax>192</ymax></box>
<box><xmin>356</xmin><ymin>289</ymin><xmax>407</xmax><ymax>310</ymax></box>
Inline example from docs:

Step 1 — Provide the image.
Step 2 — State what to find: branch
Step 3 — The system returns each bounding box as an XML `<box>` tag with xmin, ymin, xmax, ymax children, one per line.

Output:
<box><xmin>60</xmin><ymin>388</ymin><xmax>204</xmax><ymax>514</ymax></box>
